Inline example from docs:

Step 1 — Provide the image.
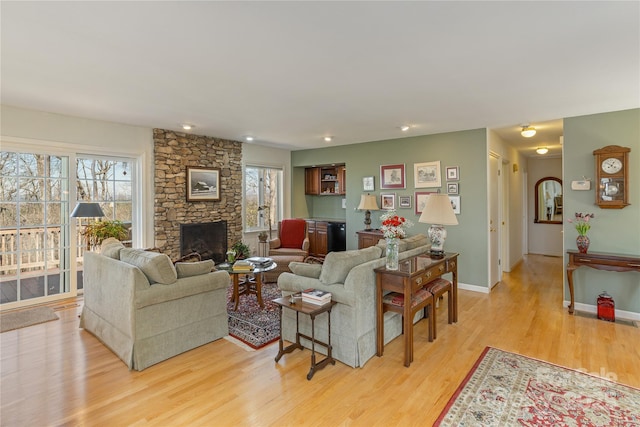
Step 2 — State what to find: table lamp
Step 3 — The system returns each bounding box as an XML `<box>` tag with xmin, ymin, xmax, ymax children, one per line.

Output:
<box><xmin>357</xmin><ymin>194</ymin><xmax>380</xmax><ymax>230</ymax></box>
<box><xmin>418</xmin><ymin>194</ymin><xmax>458</xmax><ymax>258</ymax></box>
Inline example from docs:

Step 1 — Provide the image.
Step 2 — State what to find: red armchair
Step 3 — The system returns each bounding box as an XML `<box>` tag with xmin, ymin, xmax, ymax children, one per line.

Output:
<box><xmin>268</xmin><ymin>219</ymin><xmax>310</xmax><ymax>257</ymax></box>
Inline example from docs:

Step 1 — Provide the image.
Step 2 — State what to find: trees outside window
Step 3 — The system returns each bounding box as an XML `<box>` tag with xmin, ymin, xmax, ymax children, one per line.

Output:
<box><xmin>244</xmin><ymin>166</ymin><xmax>282</xmax><ymax>235</ymax></box>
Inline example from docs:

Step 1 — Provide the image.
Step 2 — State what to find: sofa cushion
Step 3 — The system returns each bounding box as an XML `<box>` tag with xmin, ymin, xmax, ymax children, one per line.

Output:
<box><xmin>319</xmin><ymin>246</ymin><xmax>382</xmax><ymax>285</ymax></box>
<box><xmin>120</xmin><ymin>248</ymin><xmax>177</xmax><ymax>285</ymax></box>
<box><xmin>175</xmin><ymin>259</ymin><xmax>215</xmax><ymax>278</ymax></box>
<box><xmin>289</xmin><ymin>262</ymin><xmax>322</xmax><ymax>279</ymax></box>
<box><xmin>404</xmin><ymin>234</ymin><xmax>429</xmax><ymax>250</ymax></box>
<box><xmin>376</xmin><ymin>238</ymin><xmax>408</xmax><ymax>255</ymax></box>
<box><xmin>101</xmin><ymin>239</ymin><xmax>125</xmax><ymax>259</ymax></box>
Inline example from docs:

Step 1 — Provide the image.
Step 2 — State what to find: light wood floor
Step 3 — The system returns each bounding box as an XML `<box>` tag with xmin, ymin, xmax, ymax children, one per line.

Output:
<box><xmin>2</xmin><ymin>255</ymin><xmax>639</xmax><ymax>426</ymax></box>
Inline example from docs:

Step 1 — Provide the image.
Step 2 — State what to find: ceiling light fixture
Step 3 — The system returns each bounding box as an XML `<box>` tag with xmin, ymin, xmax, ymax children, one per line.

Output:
<box><xmin>245</xmin><ymin>136</ymin><xmax>254</xmax><ymax>142</ymax></box>
<box><xmin>536</xmin><ymin>147</ymin><xmax>549</xmax><ymax>155</ymax></box>
<box><xmin>521</xmin><ymin>125</ymin><xmax>536</xmax><ymax>138</ymax></box>
<box><xmin>324</xmin><ymin>136</ymin><xmax>333</xmax><ymax>142</ymax></box>
<box><xmin>182</xmin><ymin>124</ymin><xmax>193</xmax><ymax>130</ymax></box>
<box><xmin>400</xmin><ymin>125</ymin><xmax>410</xmax><ymax>132</ymax></box>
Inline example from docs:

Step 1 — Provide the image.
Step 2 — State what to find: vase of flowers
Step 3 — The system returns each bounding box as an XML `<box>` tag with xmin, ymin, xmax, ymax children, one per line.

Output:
<box><xmin>568</xmin><ymin>212</ymin><xmax>594</xmax><ymax>254</ymax></box>
<box><xmin>380</xmin><ymin>210</ymin><xmax>413</xmax><ymax>270</ymax></box>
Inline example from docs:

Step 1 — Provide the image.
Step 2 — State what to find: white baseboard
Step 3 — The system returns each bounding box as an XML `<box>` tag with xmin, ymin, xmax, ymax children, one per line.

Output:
<box><xmin>458</xmin><ymin>282</ymin><xmax>490</xmax><ymax>294</ymax></box>
<box><xmin>565</xmin><ymin>301</ymin><xmax>640</xmax><ymax>322</ymax></box>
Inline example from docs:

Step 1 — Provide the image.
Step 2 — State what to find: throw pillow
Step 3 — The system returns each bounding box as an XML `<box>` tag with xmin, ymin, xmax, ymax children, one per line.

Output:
<box><xmin>403</xmin><ymin>234</ymin><xmax>429</xmax><ymax>250</ymax></box>
<box><xmin>289</xmin><ymin>262</ymin><xmax>322</xmax><ymax>279</ymax></box>
<box><xmin>176</xmin><ymin>260</ymin><xmax>215</xmax><ymax>278</ymax></box>
<box><xmin>319</xmin><ymin>246</ymin><xmax>382</xmax><ymax>285</ymax></box>
<box><xmin>376</xmin><ymin>239</ymin><xmax>408</xmax><ymax>256</ymax></box>
<box><xmin>120</xmin><ymin>248</ymin><xmax>177</xmax><ymax>285</ymax></box>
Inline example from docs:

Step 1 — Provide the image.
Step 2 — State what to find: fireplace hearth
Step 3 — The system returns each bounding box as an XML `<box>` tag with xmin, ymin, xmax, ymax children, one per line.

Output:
<box><xmin>180</xmin><ymin>221</ymin><xmax>227</xmax><ymax>264</ymax></box>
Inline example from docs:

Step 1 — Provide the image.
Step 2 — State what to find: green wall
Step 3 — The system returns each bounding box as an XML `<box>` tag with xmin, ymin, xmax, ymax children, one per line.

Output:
<box><xmin>563</xmin><ymin>109</ymin><xmax>640</xmax><ymax>313</ymax></box>
<box><xmin>292</xmin><ymin>128</ymin><xmax>489</xmax><ymax>288</ymax></box>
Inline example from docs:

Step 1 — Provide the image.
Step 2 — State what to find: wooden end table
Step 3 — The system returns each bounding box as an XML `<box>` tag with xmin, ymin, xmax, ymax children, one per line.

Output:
<box><xmin>273</xmin><ymin>295</ymin><xmax>337</xmax><ymax>380</ymax></box>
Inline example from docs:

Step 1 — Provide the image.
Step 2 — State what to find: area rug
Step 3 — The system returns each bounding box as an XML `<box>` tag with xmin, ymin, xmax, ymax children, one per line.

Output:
<box><xmin>435</xmin><ymin>347</ymin><xmax>640</xmax><ymax>426</ymax></box>
<box><xmin>226</xmin><ymin>281</ymin><xmax>280</xmax><ymax>349</ymax></box>
<box><xmin>1</xmin><ymin>306</ymin><xmax>59</xmax><ymax>333</ymax></box>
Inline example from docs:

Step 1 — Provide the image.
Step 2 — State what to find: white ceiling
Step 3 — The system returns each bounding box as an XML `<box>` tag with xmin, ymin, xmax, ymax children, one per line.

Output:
<box><xmin>2</xmin><ymin>1</ymin><xmax>638</xmax><ymax>156</ymax></box>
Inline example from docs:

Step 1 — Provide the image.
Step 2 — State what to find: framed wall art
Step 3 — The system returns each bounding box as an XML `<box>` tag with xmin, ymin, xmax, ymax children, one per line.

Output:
<box><xmin>447</xmin><ymin>182</ymin><xmax>459</xmax><ymax>194</ymax></box>
<box><xmin>380</xmin><ymin>164</ymin><xmax>406</xmax><ymax>189</ymax></box>
<box><xmin>414</xmin><ymin>191</ymin><xmax>436</xmax><ymax>215</ymax></box>
<box><xmin>449</xmin><ymin>195</ymin><xmax>461</xmax><ymax>214</ymax></box>
<box><xmin>363</xmin><ymin>176</ymin><xmax>375</xmax><ymax>191</ymax></box>
<box><xmin>446</xmin><ymin>166</ymin><xmax>459</xmax><ymax>181</ymax></box>
<box><xmin>414</xmin><ymin>161</ymin><xmax>441</xmax><ymax>188</ymax></box>
<box><xmin>380</xmin><ymin>193</ymin><xmax>396</xmax><ymax>210</ymax></box>
<box><xmin>186</xmin><ymin>167</ymin><xmax>221</xmax><ymax>202</ymax></box>
<box><xmin>398</xmin><ymin>195</ymin><xmax>412</xmax><ymax>209</ymax></box>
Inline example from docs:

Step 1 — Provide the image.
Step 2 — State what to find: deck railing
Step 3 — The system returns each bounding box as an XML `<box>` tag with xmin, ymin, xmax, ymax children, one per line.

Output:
<box><xmin>0</xmin><ymin>227</ymin><xmax>85</xmax><ymax>276</ymax></box>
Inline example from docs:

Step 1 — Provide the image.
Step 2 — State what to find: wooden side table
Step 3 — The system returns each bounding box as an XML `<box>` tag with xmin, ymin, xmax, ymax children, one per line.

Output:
<box><xmin>273</xmin><ymin>296</ymin><xmax>337</xmax><ymax>380</ymax></box>
<box><xmin>356</xmin><ymin>229</ymin><xmax>384</xmax><ymax>249</ymax></box>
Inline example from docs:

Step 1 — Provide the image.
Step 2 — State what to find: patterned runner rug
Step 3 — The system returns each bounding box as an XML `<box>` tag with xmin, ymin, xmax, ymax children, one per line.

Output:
<box><xmin>436</xmin><ymin>347</ymin><xmax>640</xmax><ymax>426</ymax></box>
<box><xmin>226</xmin><ymin>280</ymin><xmax>280</xmax><ymax>349</ymax></box>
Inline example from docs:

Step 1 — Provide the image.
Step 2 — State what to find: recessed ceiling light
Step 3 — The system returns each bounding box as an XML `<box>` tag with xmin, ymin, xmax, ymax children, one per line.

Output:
<box><xmin>400</xmin><ymin>125</ymin><xmax>410</xmax><ymax>132</ymax></box>
<box><xmin>324</xmin><ymin>136</ymin><xmax>333</xmax><ymax>142</ymax></box>
<box><xmin>182</xmin><ymin>124</ymin><xmax>193</xmax><ymax>130</ymax></box>
<box><xmin>245</xmin><ymin>136</ymin><xmax>254</xmax><ymax>142</ymax></box>
<box><xmin>536</xmin><ymin>147</ymin><xmax>549</xmax><ymax>155</ymax></box>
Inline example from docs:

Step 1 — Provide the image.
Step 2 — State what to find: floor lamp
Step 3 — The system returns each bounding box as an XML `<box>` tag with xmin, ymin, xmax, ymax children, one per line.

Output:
<box><xmin>418</xmin><ymin>194</ymin><xmax>458</xmax><ymax>258</ymax></box>
<box><xmin>71</xmin><ymin>202</ymin><xmax>105</xmax><ymax>250</ymax></box>
<box><xmin>357</xmin><ymin>194</ymin><xmax>380</xmax><ymax>230</ymax></box>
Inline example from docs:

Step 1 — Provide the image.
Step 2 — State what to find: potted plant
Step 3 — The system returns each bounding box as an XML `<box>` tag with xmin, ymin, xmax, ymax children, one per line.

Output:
<box><xmin>83</xmin><ymin>219</ymin><xmax>129</xmax><ymax>250</ymax></box>
<box><xmin>230</xmin><ymin>241</ymin><xmax>251</xmax><ymax>259</ymax></box>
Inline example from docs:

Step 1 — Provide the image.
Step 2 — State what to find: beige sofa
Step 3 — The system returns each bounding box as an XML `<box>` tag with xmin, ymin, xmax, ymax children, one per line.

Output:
<box><xmin>80</xmin><ymin>239</ymin><xmax>230</xmax><ymax>370</ymax></box>
<box><xmin>277</xmin><ymin>234</ymin><xmax>430</xmax><ymax>368</ymax></box>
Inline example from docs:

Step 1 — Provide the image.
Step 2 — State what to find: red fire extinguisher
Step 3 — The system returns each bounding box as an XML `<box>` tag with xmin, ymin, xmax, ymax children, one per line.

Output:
<box><xmin>597</xmin><ymin>291</ymin><xmax>615</xmax><ymax>322</ymax></box>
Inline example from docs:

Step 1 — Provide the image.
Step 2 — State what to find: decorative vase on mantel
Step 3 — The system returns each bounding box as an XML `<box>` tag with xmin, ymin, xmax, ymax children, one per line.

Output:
<box><xmin>576</xmin><ymin>235</ymin><xmax>590</xmax><ymax>254</ymax></box>
<box><xmin>385</xmin><ymin>238</ymin><xmax>399</xmax><ymax>270</ymax></box>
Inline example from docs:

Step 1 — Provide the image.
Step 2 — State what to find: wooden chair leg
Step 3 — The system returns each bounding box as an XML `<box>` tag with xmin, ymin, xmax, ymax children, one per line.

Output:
<box><xmin>447</xmin><ymin>289</ymin><xmax>453</xmax><ymax>324</ymax></box>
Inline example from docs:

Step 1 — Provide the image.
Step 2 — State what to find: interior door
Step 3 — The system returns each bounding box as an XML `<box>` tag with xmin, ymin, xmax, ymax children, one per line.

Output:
<box><xmin>489</xmin><ymin>153</ymin><xmax>501</xmax><ymax>287</ymax></box>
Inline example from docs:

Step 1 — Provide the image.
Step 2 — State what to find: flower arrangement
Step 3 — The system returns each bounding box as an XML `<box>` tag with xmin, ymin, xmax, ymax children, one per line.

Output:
<box><xmin>380</xmin><ymin>210</ymin><xmax>413</xmax><ymax>239</ymax></box>
<box><xmin>567</xmin><ymin>212</ymin><xmax>595</xmax><ymax>236</ymax></box>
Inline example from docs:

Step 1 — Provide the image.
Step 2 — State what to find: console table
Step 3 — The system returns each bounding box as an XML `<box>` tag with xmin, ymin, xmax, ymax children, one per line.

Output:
<box><xmin>375</xmin><ymin>253</ymin><xmax>458</xmax><ymax>367</ymax></box>
<box><xmin>566</xmin><ymin>250</ymin><xmax>640</xmax><ymax>314</ymax></box>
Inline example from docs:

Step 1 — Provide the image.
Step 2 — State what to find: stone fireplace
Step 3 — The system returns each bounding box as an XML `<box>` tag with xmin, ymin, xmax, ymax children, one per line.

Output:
<box><xmin>153</xmin><ymin>129</ymin><xmax>243</xmax><ymax>260</ymax></box>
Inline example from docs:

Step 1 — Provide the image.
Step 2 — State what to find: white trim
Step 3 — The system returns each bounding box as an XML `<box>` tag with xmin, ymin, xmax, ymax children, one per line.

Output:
<box><xmin>459</xmin><ymin>282</ymin><xmax>490</xmax><ymax>294</ymax></box>
<box><xmin>566</xmin><ymin>301</ymin><xmax>640</xmax><ymax>322</ymax></box>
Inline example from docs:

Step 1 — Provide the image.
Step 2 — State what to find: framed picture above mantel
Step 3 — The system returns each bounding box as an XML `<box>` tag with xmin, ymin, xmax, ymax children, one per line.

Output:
<box><xmin>187</xmin><ymin>167</ymin><xmax>220</xmax><ymax>202</ymax></box>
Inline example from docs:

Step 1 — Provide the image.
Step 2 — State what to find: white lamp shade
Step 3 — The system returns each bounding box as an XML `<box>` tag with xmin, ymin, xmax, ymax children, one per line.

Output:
<box><xmin>357</xmin><ymin>194</ymin><xmax>380</xmax><ymax>211</ymax></box>
<box><xmin>418</xmin><ymin>194</ymin><xmax>458</xmax><ymax>225</ymax></box>
<box><xmin>71</xmin><ymin>202</ymin><xmax>105</xmax><ymax>218</ymax></box>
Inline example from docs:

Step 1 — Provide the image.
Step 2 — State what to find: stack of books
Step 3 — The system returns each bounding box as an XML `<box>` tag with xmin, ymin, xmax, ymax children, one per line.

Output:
<box><xmin>301</xmin><ymin>288</ymin><xmax>332</xmax><ymax>305</ymax></box>
<box><xmin>232</xmin><ymin>260</ymin><xmax>253</xmax><ymax>272</ymax></box>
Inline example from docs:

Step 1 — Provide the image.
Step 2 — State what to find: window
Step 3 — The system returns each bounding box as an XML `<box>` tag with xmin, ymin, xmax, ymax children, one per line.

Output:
<box><xmin>244</xmin><ymin>166</ymin><xmax>282</xmax><ymax>232</ymax></box>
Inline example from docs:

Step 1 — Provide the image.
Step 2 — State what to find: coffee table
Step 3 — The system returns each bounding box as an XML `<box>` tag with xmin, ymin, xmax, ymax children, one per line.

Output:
<box><xmin>223</xmin><ymin>262</ymin><xmax>277</xmax><ymax>310</ymax></box>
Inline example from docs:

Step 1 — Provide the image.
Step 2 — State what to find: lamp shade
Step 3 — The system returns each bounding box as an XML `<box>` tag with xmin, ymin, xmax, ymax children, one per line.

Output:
<box><xmin>71</xmin><ymin>202</ymin><xmax>105</xmax><ymax>218</ymax></box>
<box><xmin>357</xmin><ymin>194</ymin><xmax>380</xmax><ymax>211</ymax></box>
<box><xmin>418</xmin><ymin>194</ymin><xmax>458</xmax><ymax>225</ymax></box>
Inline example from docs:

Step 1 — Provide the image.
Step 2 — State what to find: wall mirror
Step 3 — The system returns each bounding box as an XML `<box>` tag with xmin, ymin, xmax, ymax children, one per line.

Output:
<box><xmin>534</xmin><ymin>177</ymin><xmax>563</xmax><ymax>224</ymax></box>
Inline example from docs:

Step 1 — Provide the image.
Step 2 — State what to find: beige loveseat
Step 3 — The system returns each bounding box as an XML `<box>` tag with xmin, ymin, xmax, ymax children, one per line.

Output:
<box><xmin>80</xmin><ymin>239</ymin><xmax>230</xmax><ymax>370</ymax></box>
<box><xmin>277</xmin><ymin>234</ymin><xmax>430</xmax><ymax>368</ymax></box>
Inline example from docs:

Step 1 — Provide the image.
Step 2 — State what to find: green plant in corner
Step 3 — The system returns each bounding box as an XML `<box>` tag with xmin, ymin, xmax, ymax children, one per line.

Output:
<box><xmin>230</xmin><ymin>241</ymin><xmax>251</xmax><ymax>259</ymax></box>
<box><xmin>83</xmin><ymin>219</ymin><xmax>129</xmax><ymax>249</ymax></box>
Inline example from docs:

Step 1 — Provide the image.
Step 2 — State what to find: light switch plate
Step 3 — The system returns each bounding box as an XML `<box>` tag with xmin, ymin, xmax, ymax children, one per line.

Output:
<box><xmin>571</xmin><ymin>180</ymin><xmax>591</xmax><ymax>190</ymax></box>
